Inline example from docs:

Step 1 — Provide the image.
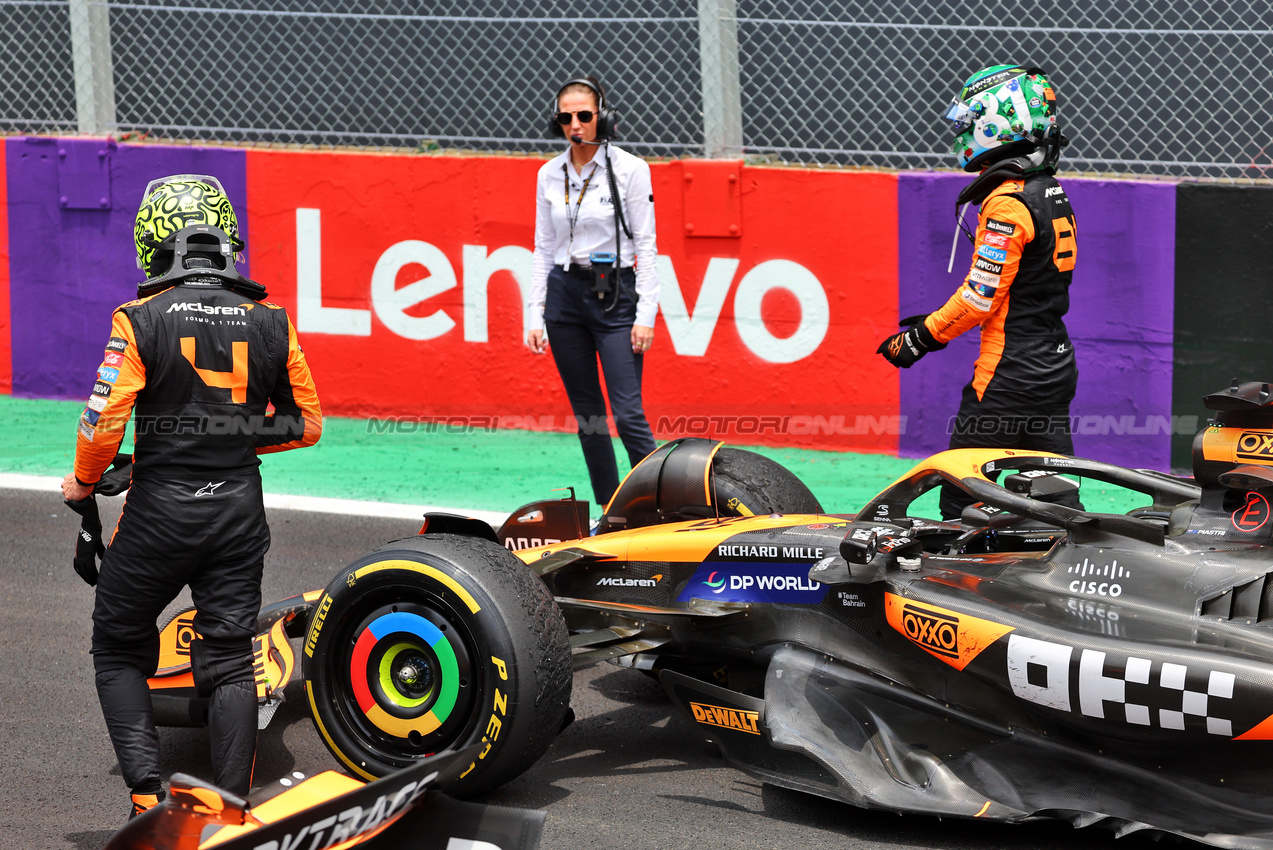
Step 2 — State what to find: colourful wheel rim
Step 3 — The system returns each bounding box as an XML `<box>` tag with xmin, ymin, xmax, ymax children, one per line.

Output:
<box><xmin>348</xmin><ymin>611</ymin><xmax>460</xmax><ymax>738</ymax></box>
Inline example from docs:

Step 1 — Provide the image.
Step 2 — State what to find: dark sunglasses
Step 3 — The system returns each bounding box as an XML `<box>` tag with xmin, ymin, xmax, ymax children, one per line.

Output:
<box><xmin>555</xmin><ymin>110</ymin><xmax>595</xmax><ymax>125</ymax></box>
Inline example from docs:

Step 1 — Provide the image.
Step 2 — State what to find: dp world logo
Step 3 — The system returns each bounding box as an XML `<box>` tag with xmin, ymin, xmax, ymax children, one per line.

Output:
<box><xmin>704</xmin><ymin>571</ymin><xmax>726</xmax><ymax>593</ymax></box>
<box><xmin>901</xmin><ymin>603</ymin><xmax>959</xmax><ymax>659</ymax></box>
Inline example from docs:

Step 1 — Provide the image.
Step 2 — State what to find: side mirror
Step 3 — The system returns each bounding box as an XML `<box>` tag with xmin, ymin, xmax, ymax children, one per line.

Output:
<box><xmin>840</xmin><ymin>527</ymin><xmax>878</xmax><ymax>565</ymax></box>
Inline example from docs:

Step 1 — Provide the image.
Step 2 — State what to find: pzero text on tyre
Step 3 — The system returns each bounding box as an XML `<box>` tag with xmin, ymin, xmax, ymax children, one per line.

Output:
<box><xmin>302</xmin><ymin>533</ymin><xmax>571</xmax><ymax>796</ymax></box>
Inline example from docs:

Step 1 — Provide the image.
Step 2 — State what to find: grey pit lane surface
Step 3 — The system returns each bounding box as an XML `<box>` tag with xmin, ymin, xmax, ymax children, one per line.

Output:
<box><xmin>0</xmin><ymin>487</ymin><xmax>1153</xmax><ymax>850</ymax></box>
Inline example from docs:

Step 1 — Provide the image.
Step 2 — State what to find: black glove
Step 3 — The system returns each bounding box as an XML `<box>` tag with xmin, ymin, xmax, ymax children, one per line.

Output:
<box><xmin>65</xmin><ymin>494</ymin><xmax>104</xmax><ymax>586</ymax></box>
<box><xmin>877</xmin><ymin>315</ymin><xmax>946</xmax><ymax>368</ymax></box>
<box><xmin>63</xmin><ymin>454</ymin><xmax>132</xmax><ymax>587</ymax></box>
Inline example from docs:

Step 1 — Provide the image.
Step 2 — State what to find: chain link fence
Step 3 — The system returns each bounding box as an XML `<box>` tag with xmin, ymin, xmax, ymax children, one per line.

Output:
<box><xmin>4</xmin><ymin>0</ymin><xmax>1271</xmax><ymax>179</ymax></box>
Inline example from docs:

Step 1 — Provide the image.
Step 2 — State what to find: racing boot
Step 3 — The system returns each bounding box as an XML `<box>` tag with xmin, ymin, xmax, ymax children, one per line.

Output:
<box><xmin>129</xmin><ymin>789</ymin><xmax>165</xmax><ymax>819</ymax></box>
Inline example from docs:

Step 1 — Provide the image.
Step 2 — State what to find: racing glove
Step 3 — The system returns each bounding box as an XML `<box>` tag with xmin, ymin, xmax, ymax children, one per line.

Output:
<box><xmin>877</xmin><ymin>314</ymin><xmax>946</xmax><ymax>368</ymax></box>
<box><xmin>65</xmin><ymin>494</ymin><xmax>103</xmax><ymax>586</ymax></box>
<box><xmin>64</xmin><ymin>454</ymin><xmax>133</xmax><ymax>587</ymax></box>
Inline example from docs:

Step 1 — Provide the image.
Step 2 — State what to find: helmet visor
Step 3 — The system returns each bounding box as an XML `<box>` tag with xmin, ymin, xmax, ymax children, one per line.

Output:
<box><xmin>942</xmin><ymin>98</ymin><xmax>978</xmax><ymax>134</ymax></box>
<box><xmin>141</xmin><ymin>173</ymin><xmax>227</xmax><ymax>202</ymax></box>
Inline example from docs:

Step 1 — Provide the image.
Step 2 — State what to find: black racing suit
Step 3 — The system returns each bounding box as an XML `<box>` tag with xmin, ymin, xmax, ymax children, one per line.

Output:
<box><xmin>921</xmin><ymin>171</ymin><xmax>1079</xmax><ymax>520</ymax></box>
<box><xmin>74</xmin><ymin>277</ymin><xmax>321</xmax><ymax>796</ymax></box>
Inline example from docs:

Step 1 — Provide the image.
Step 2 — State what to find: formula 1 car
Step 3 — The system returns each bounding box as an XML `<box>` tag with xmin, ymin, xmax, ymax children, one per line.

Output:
<box><xmin>138</xmin><ymin>380</ymin><xmax>1273</xmax><ymax>847</ymax></box>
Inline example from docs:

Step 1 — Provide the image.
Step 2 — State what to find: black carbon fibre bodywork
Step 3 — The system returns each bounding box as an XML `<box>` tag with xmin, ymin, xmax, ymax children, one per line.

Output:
<box><xmin>491</xmin><ymin>420</ymin><xmax>1273</xmax><ymax>848</ymax></box>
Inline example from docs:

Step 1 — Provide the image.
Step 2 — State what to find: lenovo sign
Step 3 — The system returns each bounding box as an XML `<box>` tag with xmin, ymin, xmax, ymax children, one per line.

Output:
<box><xmin>296</xmin><ymin>208</ymin><xmax>828</xmax><ymax>365</ymax></box>
<box><xmin>247</xmin><ymin>151</ymin><xmax>900</xmax><ymax>451</ymax></box>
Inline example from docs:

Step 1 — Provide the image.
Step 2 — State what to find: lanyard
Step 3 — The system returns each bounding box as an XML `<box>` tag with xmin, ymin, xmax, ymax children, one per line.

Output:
<box><xmin>563</xmin><ymin>160</ymin><xmax>600</xmax><ymax>259</ymax></box>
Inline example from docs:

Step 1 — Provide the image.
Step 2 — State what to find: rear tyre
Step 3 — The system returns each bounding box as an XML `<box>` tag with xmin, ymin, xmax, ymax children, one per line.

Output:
<box><xmin>713</xmin><ymin>448</ymin><xmax>824</xmax><ymax>515</ymax></box>
<box><xmin>303</xmin><ymin>533</ymin><xmax>571</xmax><ymax>795</ymax></box>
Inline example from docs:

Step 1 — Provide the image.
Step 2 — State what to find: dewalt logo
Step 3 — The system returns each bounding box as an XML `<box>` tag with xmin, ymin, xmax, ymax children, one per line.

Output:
<box><xmin>690</xmin><ymin>702</ymin><xmax>761</xmax><ymax>735</ymax></box>
<box><xmin>1237</xmin><ymin>431</ymin><xmax>1273</xmax><ymax>463</ymax></box>
<box><xmin>900</xmin><ymin>603</ymin><xmax>959</xmax><ymax>659</ymax></box>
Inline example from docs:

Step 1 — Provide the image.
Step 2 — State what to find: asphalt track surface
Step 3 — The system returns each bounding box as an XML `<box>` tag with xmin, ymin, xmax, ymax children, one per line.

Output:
<box><xmin>2</xmin><ymin>487</ymin><xmax>1158</xmax><ymax>850</ymax></box>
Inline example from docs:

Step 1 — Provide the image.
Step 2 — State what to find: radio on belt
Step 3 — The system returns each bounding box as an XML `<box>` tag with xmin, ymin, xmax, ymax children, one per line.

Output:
<box><xmin>589</xmin><ymin>251</ymin><xmax>617</xmax><ymax>298</ymax></box>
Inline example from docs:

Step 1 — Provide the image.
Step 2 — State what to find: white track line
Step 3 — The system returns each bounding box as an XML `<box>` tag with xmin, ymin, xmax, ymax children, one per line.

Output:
<box><xmin>0</xmin><ymin>473</ymin><xmax>507</xmax><ymax>527</ymax></box>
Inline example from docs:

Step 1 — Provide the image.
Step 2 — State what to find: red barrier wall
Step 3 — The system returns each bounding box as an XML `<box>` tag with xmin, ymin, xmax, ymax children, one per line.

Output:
<box><xmin>246</xmin><ymin>150</ymin><xmax>899</xmax><ymax>451</ymax></box>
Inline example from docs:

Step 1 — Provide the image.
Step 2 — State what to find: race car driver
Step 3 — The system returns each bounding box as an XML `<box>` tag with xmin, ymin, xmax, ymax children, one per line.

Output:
<box><xmin>60</xmin><ymin>175</ymin><xmax>322</xmax><ymax>818</ymax></box>
<box><xmin>877</xmin><ymin>65</ymin><xmax>1080</xmax><ymax>519</ymax></box>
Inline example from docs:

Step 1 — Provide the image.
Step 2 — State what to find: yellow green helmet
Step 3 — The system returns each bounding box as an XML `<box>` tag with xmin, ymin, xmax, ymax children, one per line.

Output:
<box><xmin>134</xmin><ymin>174</ymin><xmax>242</xmax><ymax>276</ymax></box>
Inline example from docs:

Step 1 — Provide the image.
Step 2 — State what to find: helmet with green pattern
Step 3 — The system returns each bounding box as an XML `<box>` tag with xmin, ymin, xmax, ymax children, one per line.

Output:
<box><xmin>943</xmin><ymin>65</ymin><xmax>1060</xmax><ymax>172</ymax></box>
<box><xmin>134</xmin><ymin>175</ymin><xmax>243</xmax><ymax>277</ymax></box>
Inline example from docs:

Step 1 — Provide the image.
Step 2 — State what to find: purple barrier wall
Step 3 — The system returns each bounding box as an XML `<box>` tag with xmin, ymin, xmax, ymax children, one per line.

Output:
<box><xmin>5</xmin><ymin>138</ymin><xmax>1178</xmax><ymax>467</ymax></box>
<box><xmin>897</xmin><ymin>172</ymin><xmax>1176</xmax><ymax>471</ymax></box>
<box><xmin>6</xmin><ymin>138</ymin><xmax>247</xmax><ymax>399</ymax></box>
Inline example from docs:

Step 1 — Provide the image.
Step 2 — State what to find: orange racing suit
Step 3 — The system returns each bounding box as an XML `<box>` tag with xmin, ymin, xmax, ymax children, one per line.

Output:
<box><xmin>924</xmin><ymin>171</ymin><xmax>1079</xmax><ymax>518</ymax></box>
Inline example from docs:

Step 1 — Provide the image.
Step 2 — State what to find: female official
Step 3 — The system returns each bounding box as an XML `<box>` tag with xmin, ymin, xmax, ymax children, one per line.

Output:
<box><xmin>527</xmin><ymin>76</ymin><xmax>660</xmax><ymax>510</ymax></box>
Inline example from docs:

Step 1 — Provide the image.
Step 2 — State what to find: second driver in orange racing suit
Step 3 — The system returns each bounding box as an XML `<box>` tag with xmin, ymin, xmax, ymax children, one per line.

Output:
<box><xmin>877</xmin><ymin>65</ymin><xmax>1079</xmax><ymax>520</ymax></box>
<box><xmin>60</xmin><ymin>176</ymin><xmax>321</xmax><ymax>818</ymax></box>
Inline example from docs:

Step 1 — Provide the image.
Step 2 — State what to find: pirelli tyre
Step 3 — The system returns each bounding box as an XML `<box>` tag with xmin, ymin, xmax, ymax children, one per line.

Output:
<box><xmin>302</xmin><ymin>533</ymin><xmax>571</xmax><ymax>796</ymax></box>
<box><xmin>712</xmin><ymin>448</ymin><xmax>824</xmax><ymax>516</ymax></box>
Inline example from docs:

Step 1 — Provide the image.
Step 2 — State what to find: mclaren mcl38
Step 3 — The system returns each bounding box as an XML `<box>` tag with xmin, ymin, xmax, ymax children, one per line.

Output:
<box><xmin>151</xmin><ymin>381</ymin><xmax>1273</xmax><ymax>848</ymax></box>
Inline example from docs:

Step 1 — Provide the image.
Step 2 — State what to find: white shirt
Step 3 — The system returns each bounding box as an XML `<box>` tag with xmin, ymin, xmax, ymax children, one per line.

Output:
<box><xmin>528</xmin><ymin>143</ymin><xmax>660</xmax><ymax>331</ymax></box>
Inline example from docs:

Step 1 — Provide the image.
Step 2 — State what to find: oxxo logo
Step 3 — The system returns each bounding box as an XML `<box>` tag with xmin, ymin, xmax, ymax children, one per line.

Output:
<box><xmin>167</xmin><ymin>612</ymin><xmax>196</xmax><ymax>659</ymax></box>
<box><xmin>885</xmin><ymin>593</ymin><xmax>1014</xmax><ymax>671</ymax></box>
<box><xmin>900</xmin><ymin>603</ymin><xmax>959</xmax><ymax>659</ymax></box>
<box><xmin>295</xmin><ymin>208</ymin><xmax>830</xmax><ymax>364</ymax></box>
<box><xmin>1237</xmin><ymin>431</ymin><xmax>1273</xmax><ymax>462</ymax></box>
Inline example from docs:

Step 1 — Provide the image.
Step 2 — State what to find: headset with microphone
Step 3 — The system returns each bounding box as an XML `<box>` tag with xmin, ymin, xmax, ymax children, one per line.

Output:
<box><xmin>548</xmin><ymin>77</ymin><xmax>618</xmax><ymax>142</ymax></box>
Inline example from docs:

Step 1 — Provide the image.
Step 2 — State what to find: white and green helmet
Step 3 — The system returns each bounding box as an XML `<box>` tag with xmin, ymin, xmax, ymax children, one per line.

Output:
<box><xmin>943</xmin><ymin>65</ymin><xmax>1058</xmax><ymax>172</ymax></box>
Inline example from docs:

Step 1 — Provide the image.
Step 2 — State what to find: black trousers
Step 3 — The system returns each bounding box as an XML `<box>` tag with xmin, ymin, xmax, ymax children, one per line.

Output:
<box><xmin>91</xmin><ymin>472</ymin><xmax>269</xmax><ymax>796</ymax></box>
<box><xmin>939</xmin><ymin>341</ymin><xmax>1080</xmax><ymax>520</ymax></box>
<box><xmin>545</xmin><ymin>266</ymin><xmax>657</xmax><ymax>507</ymax></box>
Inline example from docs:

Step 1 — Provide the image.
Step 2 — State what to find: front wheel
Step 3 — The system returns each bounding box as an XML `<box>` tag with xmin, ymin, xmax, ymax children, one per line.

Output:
<box><xmin>302</xmin><ymin>533</ymin><xmax>571</xmax><ymax>796</ymax></box>
<box><xmin>713</xmin><ymin>447</ymin><xmax>824</xmax><ymax>516</ymax></box>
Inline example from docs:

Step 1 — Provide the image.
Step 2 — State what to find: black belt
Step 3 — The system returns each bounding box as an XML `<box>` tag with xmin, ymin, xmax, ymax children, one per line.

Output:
<box><xmin>564</xmin><ymin>263</ymin><xmax>632</xmax><ymax>279</ymax></box>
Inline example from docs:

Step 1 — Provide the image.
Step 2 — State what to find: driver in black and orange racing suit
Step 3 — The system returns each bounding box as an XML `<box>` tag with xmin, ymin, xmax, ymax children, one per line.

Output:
<box><xmin>878</xmin><ymin>64</ymin><xmax>1080</xmax><ymax>520</ymax></box>
<box><xmin>61</xmin><ymin>176</ymin><xmax>321</xmax><ymax>818</ymax></box>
